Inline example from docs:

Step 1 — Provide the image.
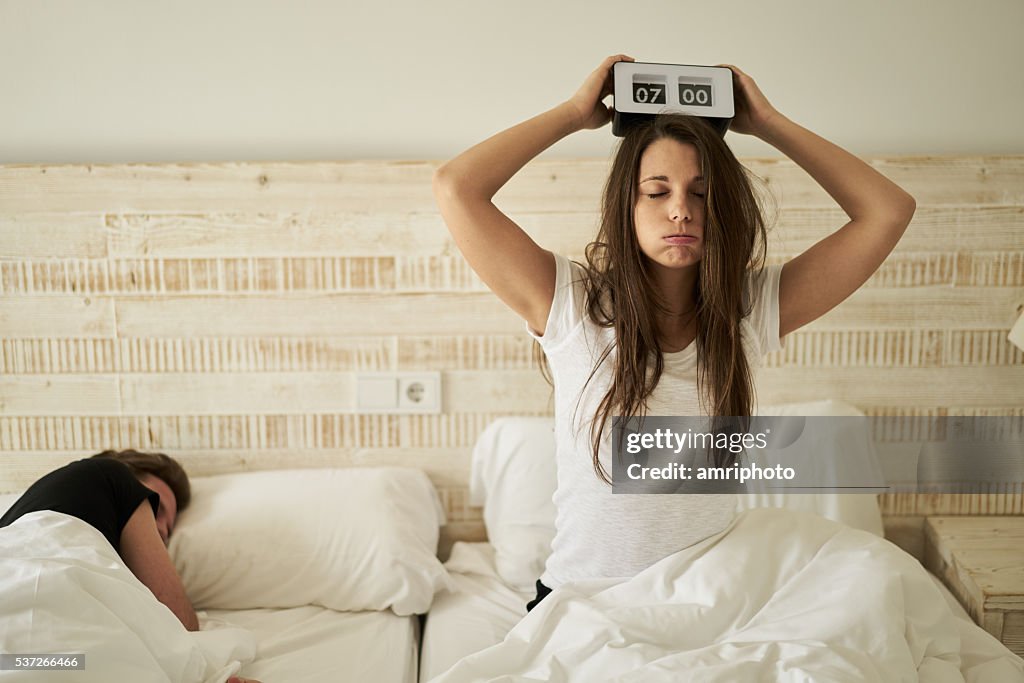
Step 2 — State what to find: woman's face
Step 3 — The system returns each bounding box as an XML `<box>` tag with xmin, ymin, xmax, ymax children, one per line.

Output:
<box><xmin>632</xmin><ymin>138</ymin><xmax>706</xmax><ymax>272</ymax></box>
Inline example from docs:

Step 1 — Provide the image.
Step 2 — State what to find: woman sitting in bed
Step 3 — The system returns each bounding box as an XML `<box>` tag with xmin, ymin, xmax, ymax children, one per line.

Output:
<box><xmin>433</xmin><ymin>55</ymin><xmax>916</xmax><ymax>612</ymax></box>
<box><xmin>1</xmin><ymin>450</ymin><xmax>199</xmax><ymax>630</ymax></box>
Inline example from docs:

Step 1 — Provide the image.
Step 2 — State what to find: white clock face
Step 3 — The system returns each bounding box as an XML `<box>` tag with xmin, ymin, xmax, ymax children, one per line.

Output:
<box><xmin>613</xmin><ymin>62</ymin><xmax>734</xmax><ymax>119</ymax></box>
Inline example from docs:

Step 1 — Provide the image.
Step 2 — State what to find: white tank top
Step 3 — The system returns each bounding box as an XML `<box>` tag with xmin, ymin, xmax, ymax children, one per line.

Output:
<box><xmin>528</xmin><ymin>253</ymin><xmax>786</xmax><ymax>587</ymax></box>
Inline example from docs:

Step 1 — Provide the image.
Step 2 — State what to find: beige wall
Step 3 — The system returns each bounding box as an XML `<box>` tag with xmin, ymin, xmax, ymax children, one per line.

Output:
<box><xmin>0</xmin><ymin>0</ymin><xmax>1022</xmax><ymax>164</ymax></box>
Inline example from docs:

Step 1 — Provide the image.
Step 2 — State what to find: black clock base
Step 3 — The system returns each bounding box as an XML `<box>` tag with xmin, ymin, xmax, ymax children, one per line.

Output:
<box><xmin>611</xmin><ymin>111</ymin><xmax>732</xmax><ymax>138</ymax></box>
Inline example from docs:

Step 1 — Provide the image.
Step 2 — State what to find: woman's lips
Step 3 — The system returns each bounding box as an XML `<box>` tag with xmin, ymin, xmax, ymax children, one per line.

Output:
<box><xmin>663</xmin><ymin>235</ymin><xmax>697</xmax><ymax>245</ymax></box>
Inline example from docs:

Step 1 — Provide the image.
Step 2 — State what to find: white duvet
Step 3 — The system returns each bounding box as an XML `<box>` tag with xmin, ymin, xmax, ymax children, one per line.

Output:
<box><xmin>431</xmin><ymin>507</ymin><xmax>1024</xmax><ymax>683</ymax></box>
<box><xmin>0</xmin><ymin>511</ymin><xmax>256</xmax><ymax>683</ymax></box>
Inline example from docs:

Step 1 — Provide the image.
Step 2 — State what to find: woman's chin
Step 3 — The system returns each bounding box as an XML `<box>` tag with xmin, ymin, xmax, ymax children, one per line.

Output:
<box><xmin>650</xmin><ymin>253</ymin><xmax>702</xmax><ymax>270</ymax></box>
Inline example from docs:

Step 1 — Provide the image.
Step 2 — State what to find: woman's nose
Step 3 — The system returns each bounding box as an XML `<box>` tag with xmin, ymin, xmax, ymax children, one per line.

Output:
<box><xmin>670</xmin><ymin>199</ymin><xmax>691</xmax><ymax>223</ymax></box>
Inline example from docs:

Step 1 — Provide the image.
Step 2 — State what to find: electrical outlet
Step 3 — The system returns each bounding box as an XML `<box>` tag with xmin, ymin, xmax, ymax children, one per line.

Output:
<box><xmin>355</xmin><ymin>372</ymin><xmax>441</xmax><ymax>413</ymax></box>
<box><xmin>397</xmin><ymin>372</ymin><xmax>441</xmax><ymax>413</ymax></box>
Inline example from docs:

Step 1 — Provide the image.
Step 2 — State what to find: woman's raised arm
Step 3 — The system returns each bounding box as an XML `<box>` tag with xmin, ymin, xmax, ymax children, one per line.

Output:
<box><xmin>720</xmin><ymin>64</ymin><xmax>916</xmax><ymax>339</ymax></box>
<box><xmin>433</xmin><ymin>54</ymin><xmax>634</xmax><ymax>335</ymax></box>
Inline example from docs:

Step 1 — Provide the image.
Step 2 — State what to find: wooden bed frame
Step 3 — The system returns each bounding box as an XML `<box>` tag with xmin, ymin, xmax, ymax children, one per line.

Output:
<box><xmin>1</xmin><ymin>157</ymin><xmax>1021</xmax><ymax>561</ymax></box>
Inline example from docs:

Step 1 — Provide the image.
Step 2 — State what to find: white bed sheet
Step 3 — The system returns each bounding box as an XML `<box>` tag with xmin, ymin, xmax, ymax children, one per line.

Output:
<box><xmin>421</xmin><ymin>540</ymin><xmax>1022</xmax><ymax>683</ymax></box>
<box><xmin>205</xmin><ymin>606</ymin><xmax>419</xmax><ymax>683</ymax></box>
<box><xmin>421</xmin><ymin>543</ymin><xmax>530</xmax><ymax>682</ymax></box>
<box><xmin>0</xmin><ymin>495</ymin><xmax>419</xmax><ymax>683</ymax></box>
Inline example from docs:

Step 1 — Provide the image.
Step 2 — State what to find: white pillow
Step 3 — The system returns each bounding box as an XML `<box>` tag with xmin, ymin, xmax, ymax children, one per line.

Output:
<box><xmin>470</xmin><ymin>401</ymin><xmax>884</xmax><ymax>590</ymax></box>
<box><xmin>169</xmin><ymin>467</ymin><xmax>454</xmax><ymax>615</ymax></box>
<box><xmin>743</xmin><ymin>399</ymin><xmax>884</xmax><ymax>536</ymax></box>
<box><xmin>469</xmin><ymin>417</ymin><xmax>557</xmax><ymax>592</ymax></box>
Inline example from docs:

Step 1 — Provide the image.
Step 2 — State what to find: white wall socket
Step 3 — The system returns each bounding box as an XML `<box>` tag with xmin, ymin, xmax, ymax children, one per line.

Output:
<box><xmin>355</xmin><ymin>372</ymin><xmax>441</xmax><ymax>414</ymax></box>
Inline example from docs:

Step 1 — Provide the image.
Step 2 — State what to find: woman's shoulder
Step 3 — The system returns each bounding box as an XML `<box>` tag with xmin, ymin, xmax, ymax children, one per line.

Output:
<box><xmin>741</xmin><ymin>262</ymin><xmax>786</xmax><ymax>355</ymax></box>
<box><xmin>73</xmin><ymin>456</ymin><xmax>132</xmax><ymax>477</ymax></box>
<box><xmin>742</xmin><ymin>262</ymin><xmax>784</xmax><ymax>310</ymax></box>
<box><xmin>549</xmin><ymin>253</ymin><xmax>595</xmax><ymax>317</ymax></box>
<box><xmin>534</xmin><ymin>253</ymin><xmax>613</xmax><ymax>356</ymax></box>
<box><xmin>54</xmin><ymin>458</ymin><xmax>140</xmax><ymax>491</ymax></box>
<box><xmin>551</xmin><ymin>252</ymin><xmax>591</xmax><ymax>283</ymax></box>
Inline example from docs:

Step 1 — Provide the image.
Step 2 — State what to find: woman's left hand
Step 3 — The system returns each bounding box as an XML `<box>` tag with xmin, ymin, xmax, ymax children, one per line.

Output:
<box><xmin>716</xmin><ymin>64</ymin><xmax>781</xmax><ymax>137</ymax></box>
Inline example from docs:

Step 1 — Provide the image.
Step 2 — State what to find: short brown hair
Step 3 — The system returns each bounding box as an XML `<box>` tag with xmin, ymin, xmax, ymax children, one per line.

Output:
<box><xmin>91</xmin><ymin>450</ymin><xmax>191</xmax><ymax>511</ymax></box>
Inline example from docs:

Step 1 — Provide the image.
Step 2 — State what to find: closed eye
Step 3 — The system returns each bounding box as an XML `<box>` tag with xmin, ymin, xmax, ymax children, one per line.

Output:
<box><xmin>645</xmin><ymin>192</ymin><xmax>706</xmax><ymax>199</ymax></box>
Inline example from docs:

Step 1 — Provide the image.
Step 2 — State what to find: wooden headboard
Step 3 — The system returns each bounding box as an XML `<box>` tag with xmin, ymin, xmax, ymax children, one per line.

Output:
<box><xmin>1</xmin><ymin>157</ymin><xmax>1021</xmax><ymax>559</ymax></box>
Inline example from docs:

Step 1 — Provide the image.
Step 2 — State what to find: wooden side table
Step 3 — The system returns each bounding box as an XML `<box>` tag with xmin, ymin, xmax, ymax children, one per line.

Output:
<box><xmin>923</xmin><ymin>516</ymin><xmax>1024</xmax><ymax>657</ymax></box>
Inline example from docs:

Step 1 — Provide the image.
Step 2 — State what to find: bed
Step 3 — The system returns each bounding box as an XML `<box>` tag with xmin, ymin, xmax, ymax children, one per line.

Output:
<box><xmin>201</xmin><ymin>606</ymin><xmax>418</xmax><ymax>683</ymax></box>
<box><xmin>420</xmin><ymin>412</ymin><xmax>1024</xmax><ymax>683</ymax></box>
<box><xmin>422</xmin><ymin>540</ymin><xmax>1022</xmax><ymax>683</ymax></box>
<box><xmin>0</xmin><ymin>466</ymin><xmax>450</xmax><ymax>683</ymax></box>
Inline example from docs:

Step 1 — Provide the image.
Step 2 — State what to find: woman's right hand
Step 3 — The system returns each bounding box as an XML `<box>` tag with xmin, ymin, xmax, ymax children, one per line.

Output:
<box><xmin>565</xmin><ymin>54</ymin><xmax>635</xmax><ymax>131</ymax></box>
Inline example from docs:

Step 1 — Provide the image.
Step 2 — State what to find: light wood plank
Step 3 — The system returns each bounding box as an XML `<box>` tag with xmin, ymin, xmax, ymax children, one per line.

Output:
<box><xmin>454</xmin><ymin>205</ymin><xmax>1024</xmax><ymax>255</ymax></box>
<box><xmin>0</xmin><ymin>214</ymin><xmax>108</xmax><ymax>258</ymax></box>
<box><xmin>114</xmin><ymin>293</ymin><xmax>524</xmax><ymax>336</ymax></box>
<box><xmin>2</xmin><ymin>158</ymin><xmax>1023</xmax><ymax>214</ymax></box>
<box><xmin>758</xmin><ymin>366</ymin><xmax>1024</xmax><ymax>408</ymax></box>
<box><xmin>0</xmin><ymin>297</ymin><xmax>115</xmax><ymax>338</ymax></box>
<box><xmin>882</xmin><ymin>515</ymin><xmax>925</xmax><ymax>562</ymax></box>
<box><xmin>397</xmin><ymin>335</ymin><xmax>538</xmax><ymax>371</ymax></box>
<box><xmin>924</xmin><ymin>516</ymin><xmax>1024</xmax><ymax>654</ymax></box>
<box><xmin>5</xmin><ymin>330</ymin><xmax>1018</xmax><ymax>375</ymax></box>
<box><xmin>0</xmin><ymin>414</ymin><xmax>399</xmax><ymax>452</ymax></box>
<box><xmin>880</xmin><ymin>493</ymin><xmax>1024</xmax><ymax>516</ymax></box>
<box><xmin>0</xmin><ymin>412</ymin><xmax>543</xmax><ymax>453</ymax></box>
<box><xmin>105</xmin><ymin>288</ymin><xmax>1024</xmax><ymax>337</ymax></box>
<box><xmin>765</xmin><ymin>329</ymin><xmax>946</xmax><ymax>368</ymax></box>
<box><xmin>945</xmin><ymin>331</ymin><xmax>1024</xmax><ymax>366</ymax></box>
<box><xmin>6</xmin><ymin>206</ymin><xmax>1019</xmax><ymax>262</ymax></box>
<box><xmin>0</xmin><ymin>162</ymin><xmax>440</xmax><ymax>213</ymax></box>
<box><xmin>0</xmin><ymin>416</ymin><xmax>127</xmax><ymax>452</ymax></box>
<box><xmin>497</xmin><ymin>157</ymin><xmax>1024</xmax><ymax>210</ymax></box>
<box><xmin>119</xmin><ymin>373</ymin><xmax>354</xmax><ymax>415</ymax></box>
<box><xmin>106</xmin><ymin>212</ymin><xmax>445</xmax><ymax>257</ymax></box>
<box><xmin>444</xmin><ymin>371</ymin><xmax>552</xmax><ymax>413</ymax></box>
<box><xmin>10</xmin><ymin>251</ymin><xmax>1019</xmax><ymax>295</ymax></box>
<box><xmin>0</xmin><ymin>452</ymin><xmax>84</xmax><ymax>492</ymax></box>
<box><xmin>0</xmin><ymin>376</ymin><xmax>121</xmax><ymax>415</ymax></box>
<box><xmin>789</xmin><ymin>287</ymin><xmax>1021</xmax><ymax>330</ymax></box>
<box><xmin>770</xmin><ymin>206</ymin><xmax>1024</xmax><ymax>253</ymax></box>
<box><xmin>8</xmin><ymin>366</ymin><xmax>1010</xmax><ymax>418</ymax></box>
<box><xmin>0</xmin><ymin>337</ymin><xmax>396</xmax><ymax>375</ymax></box>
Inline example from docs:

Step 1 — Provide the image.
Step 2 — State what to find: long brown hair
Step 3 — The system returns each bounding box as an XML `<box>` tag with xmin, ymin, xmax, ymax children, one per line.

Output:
<box><xmin>540</xmin><ymin>114</ymin><xmax>772</xmax><ymax>483</ymax></box>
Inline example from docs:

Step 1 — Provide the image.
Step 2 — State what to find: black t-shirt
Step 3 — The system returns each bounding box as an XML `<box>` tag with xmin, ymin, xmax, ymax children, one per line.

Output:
<box><xmin>0</xmin><ymin>458</ymin><xmax>159</xmax><ymax>555</ymax></box>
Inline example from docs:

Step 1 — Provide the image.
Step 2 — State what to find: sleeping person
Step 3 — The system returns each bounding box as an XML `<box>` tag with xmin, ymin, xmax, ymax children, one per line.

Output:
<box><xmin>0</xmin><ymin>450</ymin><xmax>200</xmax><ymax>631</ymax></box>
<box><xmin>0</xmin><ymin>449</ymin><xmax>264</xmax><ymax>683</ymax></box>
